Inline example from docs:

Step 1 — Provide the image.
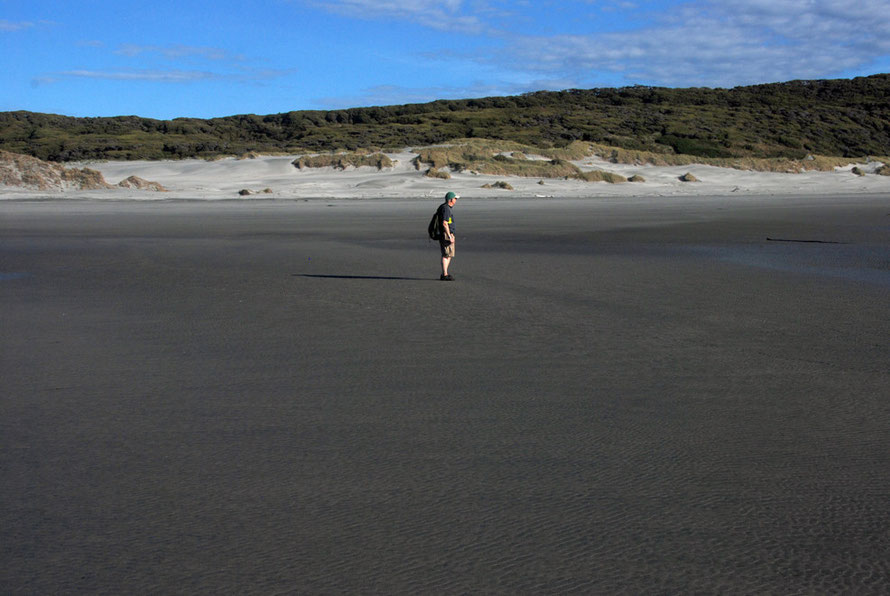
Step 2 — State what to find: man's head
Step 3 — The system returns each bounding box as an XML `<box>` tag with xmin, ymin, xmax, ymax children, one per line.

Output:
<box><xmin>445</xmin><ymin>191</ymin><xmax>459</xmax><ymax>205</ymax></box>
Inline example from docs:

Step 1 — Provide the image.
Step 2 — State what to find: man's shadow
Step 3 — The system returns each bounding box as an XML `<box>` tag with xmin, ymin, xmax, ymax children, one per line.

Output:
<box><xmin>294</xmin><ymin>274</ymin><xmax>433</xmax><ymax>281</ymax></box>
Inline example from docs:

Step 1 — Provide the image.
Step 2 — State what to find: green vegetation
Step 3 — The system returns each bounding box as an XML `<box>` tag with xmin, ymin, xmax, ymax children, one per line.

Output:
<box><xmin>583</xmin><ymin>142</ymin><xmax>887</xmax><ymax>172</ymax></box>
<box><xmin>409</xmin><ymin>139</ymin><xmax>626</xmax><ymax>181</ymax></box>
<box><xmin>413</xmin><ymin>145</ymin><xmax>582</xmax><ymax>177</ymax></box>
<box><xmin>293</xmin><ymin>151</ymin><xmax>393</xmax><ymax>169</ymax></box>
<box><xmin>424</xmin><ymin>167</ymin><xmax>451</xmax><ymax>179</ymax></box>
<box><xmin>290</xmin><ymin>141</ymin><xmax>627</xmax><ymax>182</ymax></box>
<box><xmin>1</xmin><ymin>74</ymin><xmax>889</xmax><ymax>162</ymax></box>
<box><xmin>573</xmin><ymin>169</ymin><xmax>627</xmax><ymax>183</ymax></box>
<box><xmin>482</xmin><ymin>181</ymin><xmax>515</xmax><ymax>190</ymax></box>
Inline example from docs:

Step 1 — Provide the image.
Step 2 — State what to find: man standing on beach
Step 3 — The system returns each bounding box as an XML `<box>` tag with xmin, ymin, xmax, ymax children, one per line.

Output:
<box><xmin>437</xmin><ymin>191</ymin><xmax>458</xmax><ymax>281</ymax></box>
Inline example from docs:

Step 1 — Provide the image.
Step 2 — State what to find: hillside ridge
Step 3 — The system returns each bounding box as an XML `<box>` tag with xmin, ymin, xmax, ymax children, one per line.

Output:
<box><xmin>2</xmin><ymin>74</ymin><xmax>888</xmax><ymax>162</ymax></box>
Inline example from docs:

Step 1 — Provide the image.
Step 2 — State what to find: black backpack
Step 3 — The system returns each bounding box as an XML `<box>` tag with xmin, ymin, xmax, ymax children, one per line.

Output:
<box><xmin>428</xmin><ymin>210</ymin><xmax>441</xmax><ymax>240</ymax></box>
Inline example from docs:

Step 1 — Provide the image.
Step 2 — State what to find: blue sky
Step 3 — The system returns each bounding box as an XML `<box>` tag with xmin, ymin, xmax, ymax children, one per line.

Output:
<box><xmin>2</xmin><ymin>0</ymin><xmax>889</xmax><ymax>119</ymax></box>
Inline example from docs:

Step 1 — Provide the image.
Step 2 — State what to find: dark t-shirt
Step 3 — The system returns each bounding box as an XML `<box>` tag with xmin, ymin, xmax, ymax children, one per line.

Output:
<box><xmin>437</xmin><ymin>202</ymin><xmax>455</xmax><ymax>235</ymax></box>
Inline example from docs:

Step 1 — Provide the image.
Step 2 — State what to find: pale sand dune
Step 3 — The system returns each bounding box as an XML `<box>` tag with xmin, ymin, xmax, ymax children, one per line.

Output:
<box><xmin>2</xmin><ymin>151</ymin><xmax>888</xmax><ymax>199</ymax></box>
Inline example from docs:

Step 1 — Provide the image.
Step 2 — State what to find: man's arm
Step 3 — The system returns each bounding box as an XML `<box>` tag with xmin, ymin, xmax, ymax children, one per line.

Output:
<box><xmin>442</xmin><ymin>219</ymin><xmax>454</xmax><ymax>242</ymax></box>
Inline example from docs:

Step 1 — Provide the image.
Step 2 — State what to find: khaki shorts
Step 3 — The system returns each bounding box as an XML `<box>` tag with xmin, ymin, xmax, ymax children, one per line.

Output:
<box><xmin>440</xmin><ymin>241</ymin><xmax>455</xmax><ymax>258</ymax></box>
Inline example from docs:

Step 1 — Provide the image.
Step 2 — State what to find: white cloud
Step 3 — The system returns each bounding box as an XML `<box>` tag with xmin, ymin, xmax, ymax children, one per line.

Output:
<box><xmin>300</xmin><ymin>0</ymin><xmax>888</xmax><ymax>95</ymax></box>
<box><xmin>0</xmin><ymin>19</ymin><xmax>34</xmax><ymax>31</ymax></box>
<box><xmin>57</xmin><ymin>69</ymin><xmax>220</xmax><ymax>83</ymax></box>
<box><xmin>499</xmin><ymin>0</ymin><xmax>890</xmax><ymax>87</ymax></box>
<box><xmin>598</xmin><ymin>1</ymin><xmax>639</xmax><ymax>11</ymax></box>
<box><xmin>40</xmin><ymin>66</ymin><xmax>295</xmax><ymax>86</ymax></box>
<box><xmin>1</xmin><ymin>19</ymin><xmax>56</xmax><ymax>32</ymax></box>
<box><xmin>114</xmin><ymin>44</ymin><xmax>240</xmax><ymax>61</ymax></box>
<box><xmin>33</xmin><ymin>37</ymin><xmax>291</xmax><ymax>90</ymax></box>
<box><xmin>302</xmin><ymin>0</ymin><xmax>485</xmax><ymax>33</ymax></box>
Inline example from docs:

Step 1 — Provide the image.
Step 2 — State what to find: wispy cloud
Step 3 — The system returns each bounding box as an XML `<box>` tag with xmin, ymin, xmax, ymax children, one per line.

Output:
<box><xmin>114</xmin><ymin>44</ymin><xmax>242</xmax><ymax>62</ymax></box>
<box><xmin>0</xmin><ymin>19</ymin><xmax>34</xmax><ymax>32</ymax></box>
<box><xmin>32</xmin><ymin>39</ymin><xmax>292</xmax><ymax>88</ymax></box>
<box><xmin>302</xmin><ymin>0</ymin><xmax>485</xmax><ymax>33</ymax></box>
<box><xmin>36</xmin><ymin>67</ymin><xmax>295</xmax><ymax>86</ymax></box>
<box><xmin>500</xmin><ymin>0</ymin><xmax>890</xmax><ymax>87</ymax></box>
<box><xmin>300</xmin><ymin>0</ymin><xmax>890</xmax><ymax>94</ymax></box>
<box><xmin>1</xmin><ymin>19</ymin><xmax>57</xmax><ymax>32</ymax></box>
<box><xmin>56</xmin><ymin>69</ymin><xmax>221</xmax><ymax>83</ymax></box>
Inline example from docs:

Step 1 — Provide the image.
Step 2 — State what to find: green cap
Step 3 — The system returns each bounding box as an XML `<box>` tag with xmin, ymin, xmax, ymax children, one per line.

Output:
<box><xmin>445</xmin><ymin>191</ymin><xmax>460</xmax><ymax>200</ymax></box>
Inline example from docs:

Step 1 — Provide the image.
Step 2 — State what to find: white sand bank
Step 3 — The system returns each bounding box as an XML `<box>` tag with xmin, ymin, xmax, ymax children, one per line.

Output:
<box><xmin>2</xmin><ymin>151</ymin><xmax>889</xmax><ymax>200</ymax></box>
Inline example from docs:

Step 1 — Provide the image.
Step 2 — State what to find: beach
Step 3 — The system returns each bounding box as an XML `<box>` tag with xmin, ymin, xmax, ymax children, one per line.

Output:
<box><xmin>2</xmin><ymin>151</ymin><xmax>889</xmax><ymax>201</ymax></box>
<box><xmin>2</xmin><ymin>192</ymin><xmax>889</xmax><ymax>593</ymax></box>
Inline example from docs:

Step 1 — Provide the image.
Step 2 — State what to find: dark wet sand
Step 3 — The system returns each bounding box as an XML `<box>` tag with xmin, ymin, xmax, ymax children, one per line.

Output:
<box><xmin>2</xmin><ymin>196</ymin><xmax>889</xmax><ymax>594</ymax></box>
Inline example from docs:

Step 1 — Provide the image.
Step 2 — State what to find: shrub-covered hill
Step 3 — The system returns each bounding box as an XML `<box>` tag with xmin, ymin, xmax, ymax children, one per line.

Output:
<box><xmin>2</xmin><ymin>74</ymin><xmax>888</xmax><ymax>162</ymax></box>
